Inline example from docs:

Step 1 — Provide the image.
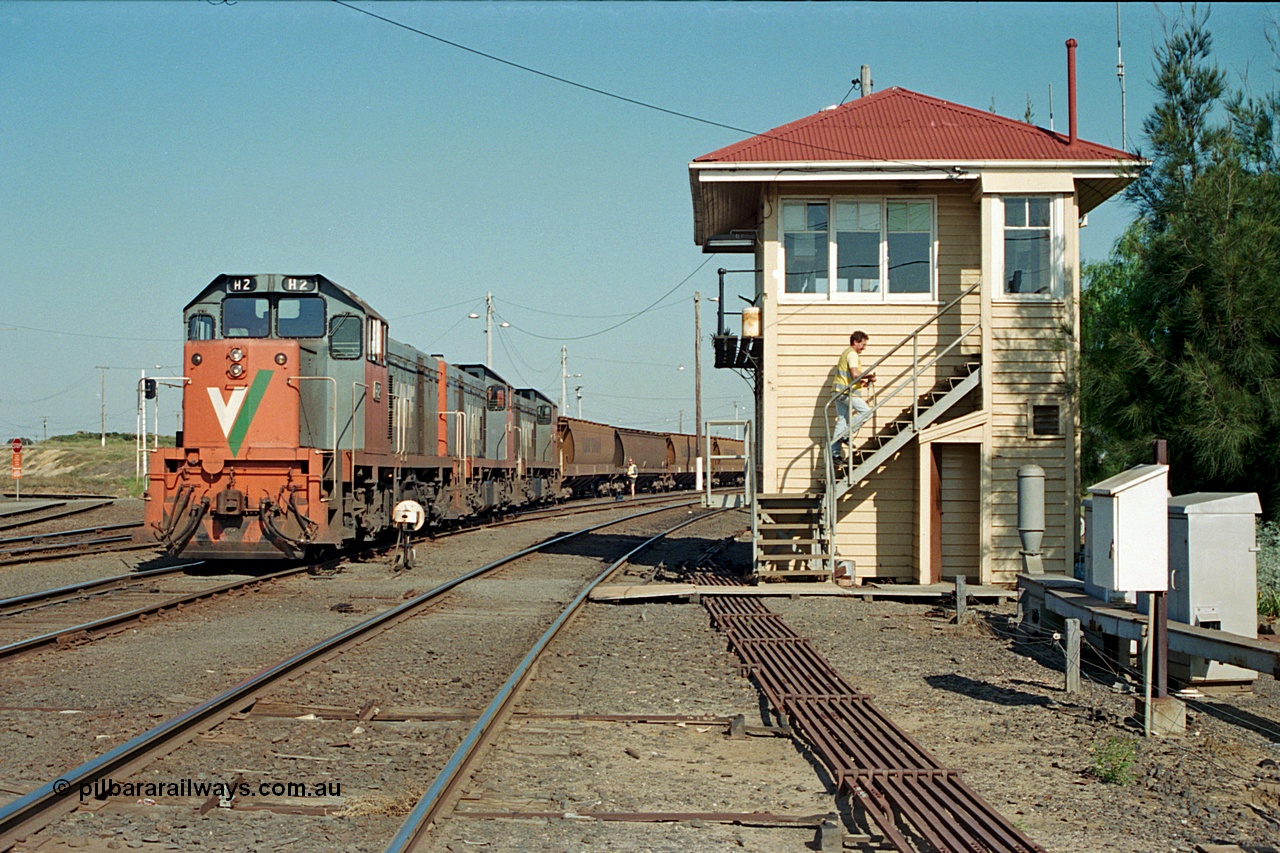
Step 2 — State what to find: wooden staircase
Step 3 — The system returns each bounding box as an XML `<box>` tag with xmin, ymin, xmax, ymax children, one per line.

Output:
<box><xmin>753</xmin><ymin>493</ymin><xmax>833</xmax><ymax>582</ymax></box>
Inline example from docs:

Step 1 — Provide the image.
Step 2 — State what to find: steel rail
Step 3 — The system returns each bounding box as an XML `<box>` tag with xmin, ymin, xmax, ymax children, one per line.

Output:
<box><xmin>384</xmin><ymin>508</ymin><xmax>728</xmax><ymax>853</ymax></box>
<box><xmin>0</xmin><ymin>522</ymin><xmax>141</xmax><ymax>549</ymax></box>
<box><xmin>705</xmin><ymin>594</ymin><xmax>1045</xmax><ymax>853</ymax></box>
<box><xmin>0</xmin><ymin>565</ymin><xmax>313</xmax><ymax>662</ymax></box>
<box><xmin>431</xmin><ymin>489</ymin><xmax>732</xmax><ymax>539</ymax></box>
<box><xmin>0</xmin><ymin>562</ymin><xmax>205</xmax><ymax>618</ymax></box>
<box><xmin>0</xmin><ymin>501</ymin><xmax>703</xmax><ymax>850</ymax></box>
<box><xmin>0</xmin><ymin>500</ymin><xmax>115</xmax><ymax>533</ymax></box>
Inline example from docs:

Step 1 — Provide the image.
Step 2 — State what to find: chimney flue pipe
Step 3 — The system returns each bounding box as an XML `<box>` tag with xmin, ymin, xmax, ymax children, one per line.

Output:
<box><xmin>1066</xmin><ymin>38</ymin><xmax>1078</xmax><ymax>145</ymax></box>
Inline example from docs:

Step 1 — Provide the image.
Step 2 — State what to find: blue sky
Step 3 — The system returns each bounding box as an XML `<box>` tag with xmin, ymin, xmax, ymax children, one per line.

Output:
<box><xmin>2</xmin><ymin>1</ymin><xmax>1275</xmax><ymax>440</ymax></box>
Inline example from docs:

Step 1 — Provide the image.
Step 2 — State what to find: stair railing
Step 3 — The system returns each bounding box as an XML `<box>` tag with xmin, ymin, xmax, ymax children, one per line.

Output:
<box><xmin>820</xmin><ymin>281</ymin><xmax>982</xmax><ymax>574</ymax></box>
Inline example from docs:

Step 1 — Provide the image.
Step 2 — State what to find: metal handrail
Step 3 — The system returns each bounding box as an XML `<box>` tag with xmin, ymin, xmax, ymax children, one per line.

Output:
<box><xmin>289</xmin><ymin>376</ymin><xmax>340</xmax><ymax>516</ymax></box>
<box><xmin>702</xmin><ymin>419</ymin><xmax>752</xmax><ymax>508</ymax></box>
<box><xmin>819</xmin><ymin>282</ymin><xmax>982</xmax><ymax>578</ymax></box>
<box><xmin>440</xmin><ymin>411</ymin><xmax>467</xmax><ymax>478</ymax></box>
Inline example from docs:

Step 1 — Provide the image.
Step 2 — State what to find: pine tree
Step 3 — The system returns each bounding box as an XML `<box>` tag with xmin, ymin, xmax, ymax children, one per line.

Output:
<box><xmin>1083</xmin><ymin>8</ymin><xmax>1280</xmax><ymax>514</ymax></box>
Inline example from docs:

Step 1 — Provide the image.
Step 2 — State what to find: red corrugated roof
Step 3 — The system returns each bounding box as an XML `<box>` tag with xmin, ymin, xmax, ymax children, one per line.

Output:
<box><xmin>694</xmin><ymin>87</ymin><xmax>1133</xmax><ymax>164</ymax></box>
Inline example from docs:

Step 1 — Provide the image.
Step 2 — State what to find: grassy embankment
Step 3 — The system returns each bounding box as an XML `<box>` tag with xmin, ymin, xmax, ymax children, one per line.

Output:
<box><xmin>6</xmin><ymin>432</ymin><xmax>172</xmax><ymax>498</ymax></box>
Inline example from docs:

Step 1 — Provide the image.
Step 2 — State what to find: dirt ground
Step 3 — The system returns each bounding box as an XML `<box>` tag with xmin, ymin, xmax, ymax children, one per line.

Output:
<box><xmin>3</xmin><ymin>500</ymin><xmax>1280</xmax><ymax>852</ymax></box>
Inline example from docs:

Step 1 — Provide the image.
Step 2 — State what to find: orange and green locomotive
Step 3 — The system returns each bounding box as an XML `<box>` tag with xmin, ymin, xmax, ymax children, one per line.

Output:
<box><xmin>146</xmin><ymin>274</ymin><xmax>561</xmax><ymax>560</ymax></box>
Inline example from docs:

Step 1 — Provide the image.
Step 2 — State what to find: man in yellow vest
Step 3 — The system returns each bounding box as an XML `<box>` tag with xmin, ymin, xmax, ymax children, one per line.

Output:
<box><xmin>830</xmin><ymin>330</ymin><xmax>874</xmax><ymax>468</ymax></box>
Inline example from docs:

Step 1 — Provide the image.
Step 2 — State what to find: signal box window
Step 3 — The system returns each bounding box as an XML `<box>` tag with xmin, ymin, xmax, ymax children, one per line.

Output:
<box><xmin>782</xmin><ymin>202</ymin><xmax>829</xmax><ymax>294</ymax></box>
<box><xmin>187</xmin><ymin>313</ymin><xmax>215</xmax><ymax>341</ymax></box>
<box><xmin>278</xmin><ymin>297</ymin><xmax>325</xmax><ymax>338</ymax></box>
<box><xmin>781</xmin><ymin>197</ymin><xmax>935</xmax><ymax>301</ymax></box>
<box><xmin>329</xmin><ymin>315</ymin><xmax>362</xmax><ymax>359</ymax></box>
<box><xmin>1004</xmin><ymin>197</ymin><xmax>1055</xmax><ymax>296</ymax></box>
<box><xmin>224</xmin><ymin>297</ymin><xmax>270</xmax><ymax>338</ymax></box>
<box><xmin>886</xmin><ymin>201</ymin><xmax>932</xmax><ymax>294</ymax></box>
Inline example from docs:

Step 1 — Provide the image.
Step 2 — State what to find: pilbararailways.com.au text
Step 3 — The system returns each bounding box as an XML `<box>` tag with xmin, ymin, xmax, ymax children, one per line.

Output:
<box><xmin>56</xmin><ymin>777</ymin><xmax>342</xmax><ymax>802</ymax></box>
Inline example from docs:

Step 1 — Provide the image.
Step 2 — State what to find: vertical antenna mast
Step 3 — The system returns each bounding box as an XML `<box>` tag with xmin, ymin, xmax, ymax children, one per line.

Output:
<box><xmin>1117</xmin><ymin>1</ymin><xmax>1127</xmax><ymax>149</ymax></box>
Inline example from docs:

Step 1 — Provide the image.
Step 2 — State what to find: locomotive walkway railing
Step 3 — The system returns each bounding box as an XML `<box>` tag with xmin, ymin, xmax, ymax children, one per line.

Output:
<box><xmin>289</xmin><ymin>375</ymin><xmax>340</xmax><ymax>515</ymax></box>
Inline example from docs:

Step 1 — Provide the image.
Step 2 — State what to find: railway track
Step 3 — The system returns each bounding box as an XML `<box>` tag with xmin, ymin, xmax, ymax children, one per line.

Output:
<box><xmin>0</xmin><ymin>563</ymin><xmax>206</xmax><ymax>619</ymax></box>
<box><xmin>0</xmin><ymin>492</ymin><xmax>709</xmax><ymax>661</ymax></box>
<box><xmin>0</xmin><ymin>499</ymin><xmax>117</xmax><ymax>534</ymax></box>
<box><xmin>0</xmin><ymin>564</ymin><xmax>315</xmax><ymax>662</ymax></box>
<box><xmin>0</xmin><ymin>522</ymin><xmax>147</xmax><ymax>567</ymax></box>
<box><xmin>0</xmin><ymin>499</ymin><xmax>716</xmax><ymax>850</ymax></box>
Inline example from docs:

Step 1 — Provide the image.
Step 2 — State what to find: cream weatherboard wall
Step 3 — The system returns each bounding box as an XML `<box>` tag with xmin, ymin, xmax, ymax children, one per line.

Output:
<box><xmin>756</xmin><ymin>179</ymin><xmax>1080</xmax><ymax>584</ymax></box>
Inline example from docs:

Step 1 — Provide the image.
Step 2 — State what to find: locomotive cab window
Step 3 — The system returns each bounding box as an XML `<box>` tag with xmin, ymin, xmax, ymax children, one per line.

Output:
<box><xmin>367</xmin><ymin>317</ymin><xmax>386</xmax><ymax>365</ymax></box>
<box><xmin>223</xmin><ymin>297</ymin><xmax>270</xmax><ymax>338</ymax></box>
<box><xmin>277</xmin><ymin>296</ymin><xmax>325</xmax><ymax>338</ymax></box>
<box><xmin>329</xmin><ymin>315</ymin><xmax>362</xmax><ymax>359</ymax></box>
<box><xmin>536</xmin><ymin>404</ymin><xmax>553</xmax><ymax>425</ymax></box>
<box><xmin>187</xmin><ymin>313</ymin><xmax>215</xmax><ymax>341</ymax></box>
<box><xmin>486</xmin><ymin>385</ymin><xmax>507</xmax><ymax>411</ymax></box>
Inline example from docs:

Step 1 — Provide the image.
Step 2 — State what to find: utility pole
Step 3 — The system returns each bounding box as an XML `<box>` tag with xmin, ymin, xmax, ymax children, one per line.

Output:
<box><xmin>485</xmin><ymin>291</ymin><xmax>493</xmax><ymax>367</ymax></box>
<box><xmin>42</xmin><ymin>417</ymin><xmax>47</xmax><ymax>442</ymax></box>
<box><xmin>575</xmin><ymin>386</ymin><xmax>583</xmax><ymax>418</ymax></box>
<box><xmin>558</xmin><ymin>347</ymin><xmax>580</xmax><ymax>415</ymax></box>
<box><xmin>694</xmin><ymin>291</ymin><xmax>704</xmax><ymax>489</ymax></box>
<box><xmin>98</xmin><ymin>366</ymin><xmax>106</xmax><ymax>447</ymax></box>
<box><xmin>1117</xmin><ymin>1</ymin><xmax>1128</xmax><ymax>150</ymax></box>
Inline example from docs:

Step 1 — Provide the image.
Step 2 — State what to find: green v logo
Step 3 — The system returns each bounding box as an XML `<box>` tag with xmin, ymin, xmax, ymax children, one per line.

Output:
<box><xmin>207</xmin><ymin>369</ymin><xmax>274</xmax><ymax>456</ymax></box>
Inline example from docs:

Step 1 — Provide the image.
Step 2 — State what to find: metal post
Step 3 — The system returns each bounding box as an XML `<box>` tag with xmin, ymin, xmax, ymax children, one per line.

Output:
<box><xmin>1065</xmin><ymin>618</ymin><xmax>1081</xmax><ymax>694</ymax></box>
<box><xmin>1151</xmin><ymin>438</ymin><xmax>1169</xmax><ymax>699</ymax></box>
<box><xmin>1143</xmin><ymin>604</ymin><xmax>1154</xmax><ymax>737</ymax></box>
<box><xmin>955</xmin><ymin>575</ymin><xmax>967</xmax><ymax>623</ymax></box>
<box><xmin>99</xmin><ymin>366</ymin><xmax>106</xmax><ymax>447</ymax></box>
<box><xmin>695</xmin><ymin>291</ymin><xmax>703</xmax><ymax>492</ymax></box>
<box><xmin>485</xmin><ymin>291</ymin><xmax>493</xmax><ymax>368</ymax></box>
<box><xmin>911</xmin><ymin>335</ymin><xmax>918</xmax><ymax>431</ymax></box>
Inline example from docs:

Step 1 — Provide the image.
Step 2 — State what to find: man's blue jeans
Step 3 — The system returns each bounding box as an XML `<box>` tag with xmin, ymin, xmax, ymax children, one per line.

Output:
<box><xmin>831</xmin><ymin>392</ymin><xmax>872</xmax><ymax>460</ymax></box>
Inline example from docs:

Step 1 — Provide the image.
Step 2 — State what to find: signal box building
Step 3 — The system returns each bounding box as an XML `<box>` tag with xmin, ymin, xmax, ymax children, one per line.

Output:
<box><xmin>689</xmin><ymin>85</ymin><xmax>1143</xmax><ymax>585</ymax></box>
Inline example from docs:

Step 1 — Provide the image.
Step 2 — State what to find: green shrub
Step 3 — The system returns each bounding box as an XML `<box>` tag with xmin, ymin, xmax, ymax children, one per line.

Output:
<box><xmin>1260</xmin><ymin>521</ymin><xmax>1280</xmax><ymax>618</ymax></box>
<box><xmin>1091</xmin><ymin>736</ymin><xmax>1137</xmax><ymax>785</ymax></box>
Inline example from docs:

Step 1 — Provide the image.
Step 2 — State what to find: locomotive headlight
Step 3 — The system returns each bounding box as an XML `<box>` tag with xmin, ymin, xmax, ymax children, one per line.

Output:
<box><xmin>229</xmin><ymin>347</ymin><xmax>245</xmax><ymax>363</ymax></box>
<box><xmin>228</xmin><ymin>363</ymin><xmax>246</xmax><ymax>379</ymax></box>
<box><xmin>274</xmin><ymin>352</ymin><xmax>287</xmax><ymax>366</ymax></box>
<box><xmin>191</xmin><ymin>353</ymin><xmax>202</xmax><ymax>366</ymax></box>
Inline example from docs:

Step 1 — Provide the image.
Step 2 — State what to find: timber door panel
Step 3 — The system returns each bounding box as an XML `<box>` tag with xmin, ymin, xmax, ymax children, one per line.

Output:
<box><xmin>938</xmin><ymin>444</ymin><xmax>980</xmax><ymax>580</ymax></box>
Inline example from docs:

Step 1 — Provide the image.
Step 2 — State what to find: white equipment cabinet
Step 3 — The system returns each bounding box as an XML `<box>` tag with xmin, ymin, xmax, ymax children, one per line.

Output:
<box><xmin>1087</xmin><ymin>465</ymin><xmax>1169</xmax><ymax>599</ymax></box>
<box><xmin>1167</xmin><ymin>492</ymin><xmax>1262</xmax><ymax>686</ymax></box>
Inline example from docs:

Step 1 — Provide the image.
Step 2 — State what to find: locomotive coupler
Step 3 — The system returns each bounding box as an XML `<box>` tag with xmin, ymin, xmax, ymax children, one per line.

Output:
<box><xmin>213</xmin><ymin>487</ymin><xmax>246</xmax><ymax>516</ymax></box>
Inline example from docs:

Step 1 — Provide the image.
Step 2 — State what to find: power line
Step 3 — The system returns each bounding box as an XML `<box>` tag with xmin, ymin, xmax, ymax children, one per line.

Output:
<box><xmin>0</xmin><ymin>322</ymin><xmax>177</xmax><ymax>343</ymax></box>
<box><xmin>498</xmin><ymin>255</ymin><xmax>715</xmax><ymax>342</ymax></box>
<box><xmin>328</xmin><ymin>0</ymin><xmax>962</xmax><ymax>175</ymax></box>
<box><xmin>496</xmin><ymin>296</ymin><xmax>685</xmax><ymax>321</ymax></box>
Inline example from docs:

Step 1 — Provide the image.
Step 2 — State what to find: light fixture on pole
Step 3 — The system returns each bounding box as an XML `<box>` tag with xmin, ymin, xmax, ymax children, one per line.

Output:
<box><xmin>559</xmin><ymin>346</ymin><xmax>581</xmax><ymax>414</ymax></box>
<box><xmin>468</xmin><ymin>293</ymin><xmax>510</xmax><ymax>368</ymax></box>
<box><xmin>575</xmin><ymin>385</ymin><xmax>583</xmax><ymax>418</ymax></box>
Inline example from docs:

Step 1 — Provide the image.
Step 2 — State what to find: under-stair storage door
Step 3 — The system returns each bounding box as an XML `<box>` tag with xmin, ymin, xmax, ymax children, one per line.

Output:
<box><xmin>937</xmin><ymin>443</ymin><xmax>980</xmax><ymax>580</ymax></box>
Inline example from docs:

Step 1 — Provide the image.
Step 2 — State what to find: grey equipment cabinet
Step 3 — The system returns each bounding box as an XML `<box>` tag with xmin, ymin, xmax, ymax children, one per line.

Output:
<box><xmin>1167</xmin><ymin>492</ymin><xmax>1263</xmax><ymax>689</ymax></box>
